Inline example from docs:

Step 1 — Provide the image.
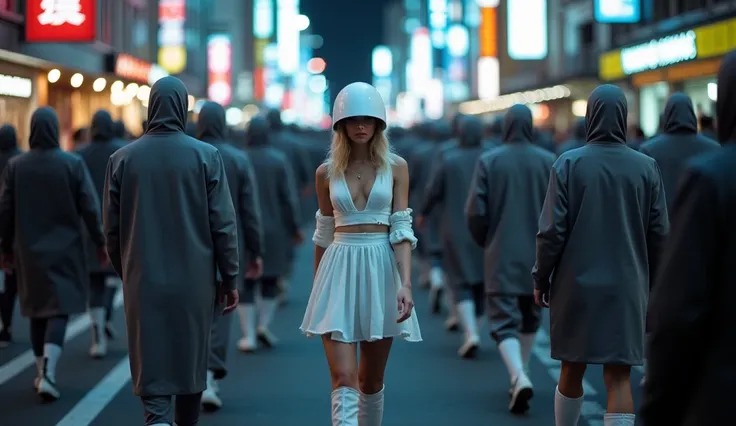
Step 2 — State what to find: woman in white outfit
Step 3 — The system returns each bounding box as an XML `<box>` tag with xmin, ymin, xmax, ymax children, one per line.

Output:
<box><xmin>300</xmin><ymin>82</ymin><xmax>422</xmax><ymax>426</ymax></box>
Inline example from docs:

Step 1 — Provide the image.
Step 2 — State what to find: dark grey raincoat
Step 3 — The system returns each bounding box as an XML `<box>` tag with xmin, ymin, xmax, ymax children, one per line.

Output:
<box><xmin>640</xmin><ymin>51</ymin><xmax>736</xmax><ymax>426</ymax></box>
<box><xmin>0</xmin><ymin>125</ymin><xmax>21</xmax><ymax>174</ymax></box>
<box><xmin>532</xmin><ymin>85</ymin><xmax>669</xmax><ymax>365</ymax></box>
<box><xmin>0</xmin><ymin>107</ymin><xmax>104</xmax><ymax>318</ymax></box>
<box><xmin>197</xmin><ymin>101</ymin><xmax>263</xmax><ymax>379</ymax></box>
<box><xmin>420</xmin><ymin>116</ymin><xmax>485</xmax><ymax>288</ymax></box>
<box><xmin>639</xmin><ymin>92</ymin><xmax>720</xmax><ymax>213</ymax></box>
<box><xmin>466</xmin><ymin>105</ymin><xmax>555</xmax><ymax>295</ymax></box>
<box><xmin>76</xmin><ymin>110</ymin><xmax>127</xmax><ymax>274</ymax></box>
<box><xmin>244</xmin><ymin>116</ymin><xmax>300</xmax><ymax>278</ymax></box>
<box><xmin>103</xmin><ymin>77</ymin><xmax>240</xmax><ymax>396</ymax></box>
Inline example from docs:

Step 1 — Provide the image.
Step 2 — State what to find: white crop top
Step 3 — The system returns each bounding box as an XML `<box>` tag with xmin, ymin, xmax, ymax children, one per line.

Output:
<box><xmin>330</xmin><ymin>166</ymin><xmax>393</xmax><ymax>227</ymax></box>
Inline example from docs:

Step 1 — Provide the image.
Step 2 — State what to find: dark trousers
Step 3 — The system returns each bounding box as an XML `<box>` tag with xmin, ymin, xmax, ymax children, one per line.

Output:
<box><xmin>0</xmin><ymin>271</ymin><xmax>17</xmax><ymax>330</ymax></box>
<box><xmin>141</xmin><ymin>393</ymin><xmax>203</xmax><ymax>426</ymax></box>
<box><xmin>239</xmin><ymin>276</ymin><xmax>279</xmax><ymax>304</ymax></box>
<box><xmin>487</xmin><ymin>295</ymin><xmax>541</xmax><ymax>343</ymax></box>
<box><xmin>29</xmin><ymin>316</ymin><xmax>69</xmax><ymax>356</ymax></box>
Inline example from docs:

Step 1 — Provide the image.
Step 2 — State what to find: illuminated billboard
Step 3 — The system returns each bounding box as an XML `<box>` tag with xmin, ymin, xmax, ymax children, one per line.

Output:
<box><xmin>507</xmin><ymin>0</ymin><xmax>547</xmax><ymax>60</ymax></box>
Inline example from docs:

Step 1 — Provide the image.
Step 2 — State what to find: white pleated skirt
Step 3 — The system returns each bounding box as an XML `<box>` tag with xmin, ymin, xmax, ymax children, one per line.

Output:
<box><xmin>300</xmin><ymin>232</ymin><xmax>422</xmax><ymax>343</ymax></box>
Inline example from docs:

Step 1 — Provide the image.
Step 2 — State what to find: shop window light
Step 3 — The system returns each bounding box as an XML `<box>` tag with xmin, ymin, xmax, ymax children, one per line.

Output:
<box><xmin>70</xmin><ymin>73</ymin><xmax>84</xmax><ymax>88</ymax></box>
<box><xmin>48</xmin><ymin>69</ymin><xmax>61</xmax><ymax>83</ymax></box>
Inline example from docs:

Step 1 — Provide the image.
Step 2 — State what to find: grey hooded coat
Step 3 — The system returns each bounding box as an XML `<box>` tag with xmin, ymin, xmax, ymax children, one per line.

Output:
<box><xmin>639</xmin><ymin>92</ymin><xmax>720</xmax><ymax>214</ymax></box>
<box><xmin>244</xmin><ymin>116</ymin><xmax>300</xmax><ymax>278</ymax></box>
<box><xmin>76</xmin><ymin>110</ymin><xmax>127</xmax><ymax>274</ymax></box>
<box><xmin>103</xmin><ymin>77</ymin><xmax>240</xmax><ymax>396</ymax></box>
<box><xmin>0</xmin><ymin>107</ymin><xmax>104</xmax><ymax>318</ymax></box>
<box><xmin>420</xmin><ymin>116</ymin><xmax>486</xmax><ymax>287</ymax></box>
<box><xmin>532</xmin><ymin>85</ymin><xmax>669</xmax><ymax>365</ymax></box>
<box><xmin>466</xmin><ymin>105</ymin><xmax>556</xmax><ymax>296</ymax></box>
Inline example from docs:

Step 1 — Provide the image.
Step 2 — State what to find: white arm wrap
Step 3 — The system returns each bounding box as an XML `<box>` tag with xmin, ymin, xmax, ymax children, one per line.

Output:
<box><xmin>389</xmin><ymin>208</ymin><xmax>418</xmax><ymax>250</ymax></box>
<box><xmin>313</xmin><ymin>210</ymin><xmax>335</xmax><ymax>248</ymax></box>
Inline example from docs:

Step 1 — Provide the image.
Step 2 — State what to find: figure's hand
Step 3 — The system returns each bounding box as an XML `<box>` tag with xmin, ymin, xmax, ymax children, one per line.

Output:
<box><xmin>97</xmin><ymin>248</ymin><xmax>110</xmax><ymax>267</ymax></box>
<box><xmin>396</xmin><ymin>285</ymin><xmax>415</xmax><ymax>323</ymax></box>
<box><xmin>220</xmin><ymin>287</ymin><xmax>239</xmax><ymax>315</ymax></box>
<box><xmin>245</xmin><ymin>257</ymin><xmax>263</xmax><ymax>279</ymax></box>
<box><xmin>534</xmin><ymin>289</ymin><xmax>549</xmax><ymax>308</ymax></box>
<box><xmin>293</xmin><ymin>230</ymin><xmax>304</xmax><ymax>245</ymax></box>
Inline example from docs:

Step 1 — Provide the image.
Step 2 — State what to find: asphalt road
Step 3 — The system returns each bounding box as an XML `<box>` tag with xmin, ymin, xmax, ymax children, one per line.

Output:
<box><xmin>0</xmin><ymin>239</ymin><xmax>645</xmax><ymax>426</ymax></box>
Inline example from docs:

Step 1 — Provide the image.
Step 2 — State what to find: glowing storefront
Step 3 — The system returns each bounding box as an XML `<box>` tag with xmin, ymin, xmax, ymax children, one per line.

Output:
<box><xmin>599</xmin><ymin>16</ymin><xmax>736</xmax><ymax>136</ymax></box>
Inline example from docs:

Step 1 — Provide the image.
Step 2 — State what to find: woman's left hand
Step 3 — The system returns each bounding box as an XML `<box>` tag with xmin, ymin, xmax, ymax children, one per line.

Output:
<box><xmin>396</xmin><ymin>285</ymin><xmax>414</xmax><ymax>323</ymax></box>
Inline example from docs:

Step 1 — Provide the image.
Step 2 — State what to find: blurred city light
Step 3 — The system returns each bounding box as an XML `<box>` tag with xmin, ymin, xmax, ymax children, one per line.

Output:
<box><xmin>92</xmin><ymin>78</ymin><xmax>107</xmax><ymax>92</ymax></box>
<box><xmin>307</xmin><ymin>57</ymin><xmax>326</xmax><ymax>74</ymax></box>
<box><xmin>125</xmin><ymin>82</ymin><xmax>139</xmax><ymax>97</ymax></box>
<box><xmin>295</xmin><ymin>14</ymin><xmax>310</xmax><ymax>32</ymax></box>
<box><xmin>47</xmin><ymin>69</ymin><xmax>60</xmax><ymax>83</ymax></box>
<box><xmin>226</xmin><ymin>107</ymin><xmax>244</xmax><ymax>126</ymax></box>
<box><xmin>308</xmin><ymin>34</ymin><xmax>324</xmax><ymax>49</ymax></box>
<box><xmin>308</xmin><ymin>75</ymin><xmax>327</xmax><ymax>93</ymax></box>
<box><xmin>137</xmin><ymin>85</ymin><xmax>151</xmax><ymax>101</ymax></box>
<box><xmin>571</xmin><ymin>100</ymin><xmax>587</xmax><ymax>117</ymax></box>
<box><xmin>446</xmin><ymin>24</ymin><xmax>469</xmax><ymax>57</ymax></box>
<box><xmin>371</xmin><ymin>46</ymin><xmax>393</xmax><ymax>77</ymax></box>
<box><xmin>707</xmin><ymin>82</ymin><xmax>717</xmax><ymax>101</ymax></box>
<box><xmin>476</xmin><ymin>0</ymin><xmax>499</xmax><ymax>5</ymax></box>
<box><xmin>70</xmin><ymin>73</ymin><xmax>83</xmax><ymax>88</ymax></box>
<box><xmin>111</xmin><ymin>80</ymin><xmax>124</xmax><ymax>93</ymax></box>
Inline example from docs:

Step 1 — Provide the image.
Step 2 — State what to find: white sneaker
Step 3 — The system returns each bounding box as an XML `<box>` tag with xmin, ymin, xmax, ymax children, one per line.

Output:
<box><xmin>237</xmin><ymin>336</ymin><xmax>257</xmax><ymax>353</ymax></box>
<box><xmin>457</xmin><ymin>336</ymin><xmax>480</xmax><ymax>359</ymax></box>
<box><xmin>509</xmin><ymin>374</ymin><xmax>533</xmax><ymax>414</ymax></box>
<box><xmin>37</xmin><ymin>376</ymin><xmax>60</xmax><ymax>401</ymax></box>
<box><xmin>201</xmin><ymin>370</ymin><xmax>222</xmax><ymax>411</ymax></box>
<box><xmin>257</xmin><ymin>326</ymin><xmax>278</xmax><ymax>348</ymax></box>
<box><xmin>89</xmin><ymin>339</ymin><xmax>107</xmax><ymax>359</ymax></box>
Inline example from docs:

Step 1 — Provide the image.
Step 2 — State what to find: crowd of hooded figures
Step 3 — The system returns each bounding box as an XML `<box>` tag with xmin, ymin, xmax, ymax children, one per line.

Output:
<box><xmin>0</xmin><ymin>49</ymin><xmax>734</xmax><ymax>426</ymax></box>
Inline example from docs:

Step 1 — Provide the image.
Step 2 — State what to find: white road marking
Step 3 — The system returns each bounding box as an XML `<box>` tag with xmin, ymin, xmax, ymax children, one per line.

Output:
<box><xmin>533</xmin><ymin>329</ymin><xmax>607</xmax><ymax>425</ymax></box>
<box><xmin>55</xmin><ymin>356</ymin><xmax>131</xmax><ymax>426</ymax></box>
<box><xmin>0</xmin><ymin>291</ymin><xmax>124</xmax><ymax>386</ymax></box>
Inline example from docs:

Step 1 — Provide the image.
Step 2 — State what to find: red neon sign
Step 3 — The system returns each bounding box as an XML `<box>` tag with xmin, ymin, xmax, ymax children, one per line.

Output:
<box><xmin>25</xmin><ymin>0</ymin><xmax>96</xmax><ymax>42</ymax></box>
<box><xmin>115</xmin><ymin>54</ymin><xmax>153</xmax><ymax>83</ymax></box>
<box><xmin>207</xmin><ymin>34</ymin><xmax>232</xmax><ymax>106</ymax></box>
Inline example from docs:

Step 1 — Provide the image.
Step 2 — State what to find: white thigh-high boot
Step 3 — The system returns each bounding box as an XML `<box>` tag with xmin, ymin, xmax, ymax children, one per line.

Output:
<box><xmin>236</xmin><ymin>304</ymin><xmax>257</xmax><ymax>352</ymax></box>
<box><xmin>332</xmin><ymin>387</ymin><xmax>359</xmax><ymax>426</ymax></box>
<box><xmin>498</xmin><ymin>338</ymin><xmax>533</xmax><ymax>413</ymax></box>
<box><xmin>201</xmin><ymin>369</ymin><xmax>222</xmax><ymax>411</ymax></box>
<box><xmin>456</xmin><ymin>300</ymin><xmax>480</xmax><ymax>358</ymax></box>
<box><xmin>554</xmin><ymin>386</ymin><xmax>583</xmax><ymax>426</ymax></box>
<box><xmin>38</xmin><ymin>343</ymin><xmax>62</xmax><ymax>400</ymax></box>
<box><xmin>603</xmin><ymin>413</ymin><xmax>636</xmax><ymax>426</ymax></box>
<box><xmin>88</xmin><ymin>307</ymin><xmax>108</xmax><ymax>359</ymax></box>
<box><xmin>358</xmin><ymin>386</ymin><xmax>385</xmax><ymax>426</ymax></box>
<box><xmin>519</xmin><ymin>332</ymin><xmax>537</xmax><ymax>374</ymax></box>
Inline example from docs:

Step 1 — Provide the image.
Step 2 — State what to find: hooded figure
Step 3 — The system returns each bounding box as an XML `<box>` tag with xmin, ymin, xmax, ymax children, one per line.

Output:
<box><xmin>532</xmin><ymin>85</ymin><xmax>669</xmax><ymax>426</ymax></box>
<box><xmin>0</xmin><ymin>107</ymin><xmax>104</xmax><ymax>401</ymax></box>
<box><xmin>420</xmin><ymin>115</ymin><xmax>486</xmax><ymax>359</ymax></box>
<box><xmin>102</xmin><ymin>77</ymin><xmax>240</xmax><ymax>425</ymax></box>
<box><xmin>239</xmin><ymin>115</ymin><xmax>300</xmax><ymax>351</ymax></box>
<box><xmin>75</xmin><ymin>110</ymin><xmax>127</xmax><ymax>359</ymax></box>
<box><xmin>196</xmin><ymin>101</ymin><xmax>263</xmax><ymax>410</ymax></box>
<box><xmin>0</xmin><ymin>124</ymin><xmax>21</xmax><ymax>346</ymax></box>
<box><xmin>113</xmin><ymin>120</ymin><xmax>127</xmax><ymax>141</ymax></box>
<box><xmin>640</xmin><ymin>49</ymin><xmax>736</xmax><ymax>426</ymax></box>
<box><xmin>465</xmin><ymin>104</ymin><xmax>555</xmax><ymax>414</ymax></box>
<box><xmin>557</xmin><ymin>118</ymin><xmax>586</xmax><ymax>155</ymax></box>
<box><xmin>639</xmin><ymin>93</ymin><xmax>720</xmax><ymax>213</ymax></box>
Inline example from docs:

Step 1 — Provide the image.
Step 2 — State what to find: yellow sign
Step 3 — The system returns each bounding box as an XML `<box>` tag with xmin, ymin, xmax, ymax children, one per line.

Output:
<box><xmin>254</xmin><ymin>38</ymin><xmax>269</xmax><ymax>68</ymax></box>
<box><xmin>599</xmin><ymin>16</ymin><xmax>736</xmax><ymax>81</ymax></box>
<box><xmin>158</xmin><ymin>46</ymin><xmax>187</xmax><ymax>75</ymax></box>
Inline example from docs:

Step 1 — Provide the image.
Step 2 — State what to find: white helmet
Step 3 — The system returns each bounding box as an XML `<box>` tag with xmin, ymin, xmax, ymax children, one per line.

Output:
<box><xmin>332</xmin><ymin>82</ymin><xmax>387</xmax><ymax>130</ymax></box>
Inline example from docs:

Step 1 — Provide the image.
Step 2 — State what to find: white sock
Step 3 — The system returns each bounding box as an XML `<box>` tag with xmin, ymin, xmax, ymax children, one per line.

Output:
<box><xmin>456</xmin><ymin>301</ymin><xmax>479</xmax><ymax>340</ymax></box>
<box><xmin>604</xmin><ymin>413</ymin><xmax>635</xmax><ymax>426</ymax></box>
<box><xmin>206</xmin><ymin>369</ymin><xmax>216</xmax><ymax>389</ymax></box>
<box><xmin>89</xmin><ymin>307</ymin><xmax>107</xmax><ymax>344</ymax></box>
<box><xmin>259</xmin><ymin>299</ymin><xmax>277</xmax><ymax>329</ymax></box>
<box><xmin>554</xmin><ymin>386</ymin><xmax>583</xmax><ymax>426</ymax></box>
<box><xmin>429</xmin><ymin>267</ymin><xmax>444</xmax><ymax>289</ymax></box>
<box><xmin>35</xmin><ymin>356</ymin><xmax>44</xmax><ymax>378</ymax></box>
<box><xmin>237</xmin><ymin>304</ymin><xmax>255</xmax><ymax>337</ymax></box>
<box><xmin>43</xmin><ymin>343</ymin><xmax>62</xmax><ymax>382</ymax></box>
<box><xmin>519</xmin><ymin>332</ymin><xmax>536</xmax><ymax>371</ymax></box>
<box><xmin>498</xmin><ymin>338</ymin><xmax>525</xmax><ymax>382</ymax></box>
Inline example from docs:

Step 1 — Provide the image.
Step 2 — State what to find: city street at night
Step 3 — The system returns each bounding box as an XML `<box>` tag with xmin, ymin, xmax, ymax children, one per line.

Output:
<box><xmin>0</xmin><ymin>240</ymin><xmax>645</xmax><ymax>426</ymax></box>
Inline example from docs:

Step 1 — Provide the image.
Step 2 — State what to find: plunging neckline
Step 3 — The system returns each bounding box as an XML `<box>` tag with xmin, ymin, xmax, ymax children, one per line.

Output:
<box><xmin>342</xmin><ymin>168</ymin><xmax>381</xmax><ymax>212</ymax></box>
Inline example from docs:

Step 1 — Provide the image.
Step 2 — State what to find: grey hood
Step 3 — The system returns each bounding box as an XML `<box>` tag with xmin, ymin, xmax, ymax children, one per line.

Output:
<box><xmin>146</xmin><ymin>76</ymin><xmax>188</xmax><ymax>134</ymax></box>
<box><xmin>29</xmin><ymin>107</ymin><xmax>60</xmax><ymax>149</ymax></box>
<box><xmin>662</xmin><ymin>92</ymin><xmax>698</xmax><ymax>135</ymax></box>
<box><xmin>585</xmin><ymin>84</ymin><xmax>627</xmax><ymax>144</ymax></box>
<box><xmin>502</xmin><ymin>104</ymin><xmax>534</xmax><ymax>143</ymax></box>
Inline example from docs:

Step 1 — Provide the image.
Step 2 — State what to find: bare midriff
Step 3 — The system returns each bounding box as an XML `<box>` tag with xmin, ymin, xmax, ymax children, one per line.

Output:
<box><xmin>335</xmin><ymin>224</ymin><xmax>389</xmax><ymax>233</ymax></box>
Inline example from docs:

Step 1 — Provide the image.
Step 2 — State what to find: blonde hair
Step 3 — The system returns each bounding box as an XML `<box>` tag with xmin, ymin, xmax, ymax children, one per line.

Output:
<box><xmin>326</xmin><ymin>122</ymin><xmax>394</xmax><ymax>180</ymax></box>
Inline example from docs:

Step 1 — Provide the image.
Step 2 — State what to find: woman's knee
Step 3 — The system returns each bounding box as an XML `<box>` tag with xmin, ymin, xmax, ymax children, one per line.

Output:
<box><xmin>358</xmin><ymin>369</ymin><xmax>385</xmax><ymax>395</ymax></box>
<box><xmin>331</xmin><ymin>365</ymin><xmax>358</xmax><ymax>389</ymax></box>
